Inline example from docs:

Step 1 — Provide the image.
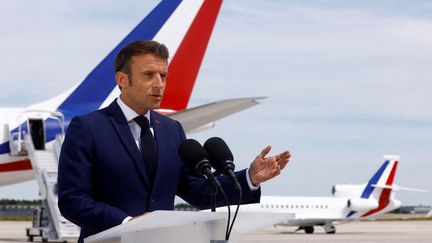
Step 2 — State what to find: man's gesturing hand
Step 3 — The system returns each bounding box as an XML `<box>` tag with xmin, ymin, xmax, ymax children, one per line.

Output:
<box><xmin>248</xmin><ymin>146</ymin><xmax>291</xmax><ymax>186</ymax></box>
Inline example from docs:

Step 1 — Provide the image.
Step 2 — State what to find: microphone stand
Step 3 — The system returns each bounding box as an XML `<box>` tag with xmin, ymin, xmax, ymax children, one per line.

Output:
<box><xmin>210</xmin><ymin>185</ymin><xmax>217</xmax><ymax>212</ymax></box>
<box><xmin>210</xmin><ymin>171</ymin><xmax>220</xmax><ymax>212</ymax></box>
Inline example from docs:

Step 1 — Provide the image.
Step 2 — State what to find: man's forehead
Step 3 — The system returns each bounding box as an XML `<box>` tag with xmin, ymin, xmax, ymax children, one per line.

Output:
<box><xmin>131</xmin><ymin>53</ymin><xmax>168</xmax><ymax>69</ymax></box>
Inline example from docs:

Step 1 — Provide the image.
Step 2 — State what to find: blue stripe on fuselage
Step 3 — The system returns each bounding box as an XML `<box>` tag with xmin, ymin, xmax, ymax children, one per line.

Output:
<box><xmin>57</xmin><ymin>0</ymin><xmax>183</xmax><ymax>121</ymax></box>
<box><xmin>0</xmin><ymin>123</ymin><xmax>29</xmax><ymax>155</ymax></box>
<box><xmin>1</xmin><ymin>118</ymin><xmax>69</xmax><ymax>155</ymax></box>
<box><xmin>0</xmin><ymin>142</ymin><xmax>10</xmax><ymax>154</ymax></box>
<box><xmin>346</xmin><ymin>211</ymin><xmax>356</xmax><ymax>218</ymax></box>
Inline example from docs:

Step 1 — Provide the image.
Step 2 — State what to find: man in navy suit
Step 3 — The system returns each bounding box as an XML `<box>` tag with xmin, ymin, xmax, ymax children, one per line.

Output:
<box><xmin>58</xmin><ymin>40</ymin><xmax>291</xmax><ymax>242</ymax></box>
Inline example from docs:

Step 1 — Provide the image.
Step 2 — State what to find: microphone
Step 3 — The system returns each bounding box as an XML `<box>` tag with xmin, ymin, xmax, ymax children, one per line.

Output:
<box><xmin>204</xmin><ymin>137</ymin><xmax>243</xmax><ymax>241</ymax></box>
<box><xmin>178</xmin><ymin>139</ymin><xmax>221</xmax><ymax>189</ymax></box>
<box><xmin>204</xmin><ymin>137</ymin><xmax>242</xmax><ymax>192</ymax></box>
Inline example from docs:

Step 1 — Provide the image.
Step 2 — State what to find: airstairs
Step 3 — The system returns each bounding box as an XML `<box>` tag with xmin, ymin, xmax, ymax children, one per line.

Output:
<box><xmin>25</xmin><ymin>134</ymin><xmax>80</xmax><ymax>241</ymax></box>
<box><xmin>11</xmin><ymin>110</ymin><xmax>80</xmax><ymax>242</ymax></box>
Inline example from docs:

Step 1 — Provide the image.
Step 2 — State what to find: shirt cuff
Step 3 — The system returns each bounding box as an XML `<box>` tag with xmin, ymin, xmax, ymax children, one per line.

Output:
<box><xmin>246</xmin><ymin>168</ymin><xmax>260</xmax><ymax>191</ymax></box>
<box><xmin>122</xmin><ymin>216</ymin><xmax>132</xmax><ymax>224</ymax></box>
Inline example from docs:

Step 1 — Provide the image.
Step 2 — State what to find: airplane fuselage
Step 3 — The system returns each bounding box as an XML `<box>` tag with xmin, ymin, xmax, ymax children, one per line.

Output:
<box><xmin>238</xmin><ymin>195</ymin><xmax>400</xmax><ymax>225</ymax></box>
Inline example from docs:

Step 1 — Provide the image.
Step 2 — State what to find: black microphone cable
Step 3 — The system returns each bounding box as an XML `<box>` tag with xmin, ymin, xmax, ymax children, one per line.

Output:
<box><xmin>219</xmin><ymin>181</ymin><xmax>231</xmax><ymax>241</ymax></box>
<box><xmin>227</xmin><ymin>186</ymin><xmax>242</xmax><ymax>240</ymax></box>
<box><xmin>204</xmin><ymin>137</ymin><xmax>243</xmax><ymax>240</ymax></box>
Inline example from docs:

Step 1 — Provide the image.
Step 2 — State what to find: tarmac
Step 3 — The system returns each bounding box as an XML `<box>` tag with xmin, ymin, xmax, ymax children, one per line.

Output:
<box><xmin>1</xmin><ymin>220</ymin><xmax>432</xmax><ymax>243</ymax></box>
<box><xmin>241</xmin><ymin>220</ymin><xmax>432</xmax><ymax>243</ymax></box>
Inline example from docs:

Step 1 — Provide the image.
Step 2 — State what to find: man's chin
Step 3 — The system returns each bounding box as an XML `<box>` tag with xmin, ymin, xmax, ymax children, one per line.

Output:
<box><xmin>151</xmin><ymin>102</ymin><xmax>162</xmax><ymax>109</ymax></box>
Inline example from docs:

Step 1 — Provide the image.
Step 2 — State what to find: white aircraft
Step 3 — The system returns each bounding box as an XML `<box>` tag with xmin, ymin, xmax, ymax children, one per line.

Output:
<box><xmin>228</xmin><ymin>156</ymin><xmax>407</xmax><ymax>234</ymax></box>
<box><xmin>0</xmin><ymin>0</ymin><xmax>263</xmax><ymax>187</ymax></box>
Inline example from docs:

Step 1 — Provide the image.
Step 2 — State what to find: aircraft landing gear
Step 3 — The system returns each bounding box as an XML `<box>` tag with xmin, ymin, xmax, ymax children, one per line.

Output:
<box><xmin>296</xmin><ymin>226</ymin><xmax>314</xmax><ymax>234</ymax></box>
<box><xmin>324</xmin><ymin>224</ymin><xmax>336</xmax><ymax>234</ymax></box>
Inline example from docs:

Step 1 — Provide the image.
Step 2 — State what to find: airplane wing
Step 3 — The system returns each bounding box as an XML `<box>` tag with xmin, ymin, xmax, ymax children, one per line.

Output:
<box><xmin>168</xmin><ymin>97</ymin><xmax>266</xmax><ymax>133</ymax></box>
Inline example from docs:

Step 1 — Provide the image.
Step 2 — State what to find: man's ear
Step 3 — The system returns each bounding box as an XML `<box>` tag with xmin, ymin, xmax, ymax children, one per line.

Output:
<box><xmin>116</xmin><ymin>71</ymin><xmax>128</xmax><ymax>90</ymax></box>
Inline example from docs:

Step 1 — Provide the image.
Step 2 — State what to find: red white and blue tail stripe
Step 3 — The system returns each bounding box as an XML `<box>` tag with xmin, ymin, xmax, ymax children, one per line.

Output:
<box><xmin>35</xmin><ymin>0</ymin><xmax>223</xmax><ymax>122</ymax></box>
<box><xmin>346</xmin><ymin>156</ymin><xmax>399</xmax><ymax>218</ymax></box>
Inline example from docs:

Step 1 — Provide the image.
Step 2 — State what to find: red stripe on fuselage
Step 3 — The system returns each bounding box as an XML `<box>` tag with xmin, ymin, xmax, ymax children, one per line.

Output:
<box><xmin>160</xmin><ymin>0</ymin><xmax>223</xmax><ymax>111</ymax></box>
<box><xmin>0</xmin><ymin>159</ymin><xmax>32</xmax><ymax>172</ymax></box>
<box><xmin>362</xmin><ymin>161</ymin><xmax>398</xmax><ymax>217</ymax></box>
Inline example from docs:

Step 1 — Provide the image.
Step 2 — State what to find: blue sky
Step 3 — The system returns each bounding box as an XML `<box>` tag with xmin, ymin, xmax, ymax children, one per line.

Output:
<box><xmin>0</xmin><ymin>0</ymin><xmax>431</xmax><ymax>205</ymax></box>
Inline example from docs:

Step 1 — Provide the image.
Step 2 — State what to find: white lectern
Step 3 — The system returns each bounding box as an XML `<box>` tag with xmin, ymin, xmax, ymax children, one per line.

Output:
<box><xmin>84</xmin><ymin>210</ymin><xmax>294</xmax><ymax>243</ymax></box>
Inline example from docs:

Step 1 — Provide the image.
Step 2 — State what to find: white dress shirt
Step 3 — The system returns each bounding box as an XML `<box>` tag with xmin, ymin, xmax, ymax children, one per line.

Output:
<box><xmin>117</xmin><ymin>97</ymin><xmax>153</xmax><ymax>150</ymax></box>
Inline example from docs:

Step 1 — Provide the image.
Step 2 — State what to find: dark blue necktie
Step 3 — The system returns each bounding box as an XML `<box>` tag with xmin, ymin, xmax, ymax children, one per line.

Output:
<box><xmin>133</xmin><ymin>116</ymin><xmax>157</xmax><ymax>184</ymax></box>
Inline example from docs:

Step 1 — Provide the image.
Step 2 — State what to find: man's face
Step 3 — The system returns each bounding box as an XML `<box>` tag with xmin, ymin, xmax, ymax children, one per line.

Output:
<box><xmin>117</xmin><ymin>53</ymin><xmax>168</xmax><ymax>115</ymax></box>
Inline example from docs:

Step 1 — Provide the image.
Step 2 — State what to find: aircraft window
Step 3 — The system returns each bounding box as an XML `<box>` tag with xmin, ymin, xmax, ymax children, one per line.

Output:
<box><xmin>316</xmin><ymin>205</ymin><xmax>319</xmax><ymax>209</ymax></box>
<box><xmin>271</xmin><ymin>205</ymin><xmax>274</xmax><ymax>208</ymax></box>
<box><xmin>291</xmin><ymin>205</ymin><xmax>294</xmax><ymax>208</ymax></box>
<box><xmin>301</xmin><ymin>205</ymin><xmax>304</xmax><ymax>209</ymax></box>
<box><xmin>296</xmin><ymin>205</ymin><xmax>298</xmax><ymax>208</ymax></box>
<box><xmin>325</xmin><ymin>205</ymin><xmax>328</xmax><ymax>209</ymax></box>
<box><xmin>276</xmin><ymin>205</ymin><xmax>279</xmax><ymax>208</ymax></box>
<box><xmin>261</xmin><ymin>205</ymin><xmax>264</xmax><ymax>208</ymax></box>
<box><xmin>306</xmin><ymin>205</ymin><xmax>309</xmax><ymax>209</ymax></box>
<box><xmin>320</xmin><ymin>205</ymin><xmax>323</xmax><ymax>208</ymax></box>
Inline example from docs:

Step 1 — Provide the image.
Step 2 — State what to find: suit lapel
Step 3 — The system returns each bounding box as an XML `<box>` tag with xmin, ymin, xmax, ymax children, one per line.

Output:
<box><xmin>150</xmin><ymin>110</ymin><xmax>166</xmax><ymax>188</ymax></box>
<box><xmin>105</xmin><ymin>100</ymin><xmax>151</xmax><ymax>189</ymax></box>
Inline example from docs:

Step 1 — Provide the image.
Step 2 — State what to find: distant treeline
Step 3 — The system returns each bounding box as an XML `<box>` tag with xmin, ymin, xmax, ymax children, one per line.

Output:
<box><xmin>0</xmin><ymin>199</ymin><xmax>42</xmax><ymax>206</ymax></box>
<box><xmin>174</xmin><ymin>203</ymin><xmax>198</xmax><ymax>211</ymax></box>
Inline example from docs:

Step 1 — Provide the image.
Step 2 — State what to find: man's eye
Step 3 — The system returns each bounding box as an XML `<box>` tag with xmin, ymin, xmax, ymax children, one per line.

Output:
<box><xmin>144</xmin><ymin>72</ymin><xmax>154</xmax><ymax>77</ymax></box>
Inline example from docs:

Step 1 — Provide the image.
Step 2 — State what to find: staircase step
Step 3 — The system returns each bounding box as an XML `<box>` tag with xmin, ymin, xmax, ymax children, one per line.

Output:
<box><xmin>25</xmin><ymin>138</ymin><xmax>80</xmax><ymax>240</ymax></box>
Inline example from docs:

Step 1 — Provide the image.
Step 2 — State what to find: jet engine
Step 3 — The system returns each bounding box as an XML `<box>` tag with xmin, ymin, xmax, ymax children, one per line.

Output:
<box><xmin>332</xmin><ymin>184</ymin><xmax>365</xmax><ymax>198</ymax></box>
<box><xmin>347</xmin><ymin>198</ymin><xmax>378</xmax><ymax>211</ymax></box>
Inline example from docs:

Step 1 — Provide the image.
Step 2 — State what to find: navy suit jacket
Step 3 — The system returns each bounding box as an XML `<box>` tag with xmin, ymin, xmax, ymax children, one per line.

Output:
<box><xmin>58</xmin><ymin>100</ymin><xmax>260</xmax><ymax>241</ymax></box>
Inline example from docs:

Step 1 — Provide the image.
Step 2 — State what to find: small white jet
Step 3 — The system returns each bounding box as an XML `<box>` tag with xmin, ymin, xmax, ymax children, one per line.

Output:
<box><xmin>229</xmin><ymin>156</ymin><xmax>418</xmax><ymax>234</ymax></box>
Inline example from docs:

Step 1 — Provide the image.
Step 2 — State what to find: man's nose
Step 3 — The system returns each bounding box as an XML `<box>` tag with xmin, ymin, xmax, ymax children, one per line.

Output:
<box><xmin>153</xmin><ymin>74</ymin><xmax>164</xmax><ymax>87</ymax></box>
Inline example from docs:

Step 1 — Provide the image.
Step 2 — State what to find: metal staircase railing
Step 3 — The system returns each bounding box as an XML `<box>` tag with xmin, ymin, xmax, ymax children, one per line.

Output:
<box><xmin>25</xmin><ymin>135</ymin><xmax>80</xmax><ymax>241</ymax></box>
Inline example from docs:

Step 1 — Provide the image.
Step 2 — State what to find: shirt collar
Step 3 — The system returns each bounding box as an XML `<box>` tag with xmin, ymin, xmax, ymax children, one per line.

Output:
<box><xmin>117</xmin><ymin>97</ymin><xmax>151</xmax><ymax>123</ymax></box>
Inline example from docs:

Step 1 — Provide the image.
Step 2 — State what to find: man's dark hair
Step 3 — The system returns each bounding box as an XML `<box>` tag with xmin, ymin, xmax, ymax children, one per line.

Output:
<box><xmin>115</xmin><ymin>40</ymin><xmax>169</xmax><ymax>76</ymax></box>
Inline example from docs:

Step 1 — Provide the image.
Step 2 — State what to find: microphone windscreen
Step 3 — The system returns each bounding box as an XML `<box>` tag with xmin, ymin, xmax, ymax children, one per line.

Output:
<box><xmin>178</xmin><ymin>139</ymin><xmax>209</xmax><ymax>170</ymax></box>
<box><xmin>204</xmin><ymin>137</ymin><xmax>234</xmax><ymax>171</ymax></box>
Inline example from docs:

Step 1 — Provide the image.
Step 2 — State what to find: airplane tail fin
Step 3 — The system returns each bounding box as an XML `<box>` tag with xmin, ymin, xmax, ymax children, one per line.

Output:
<box><xmin>343</xmin><ymin>155</ymin><xmax>400</xmax><ymax>218</ymax></box>
<box><xmin>32</xmin><ymin>0</ymin><xmax>223</xmax><ymax>121</ymax></box>
<box><xmin>357</xmin><ymin>155</ymin><xmax>399</xmax><ymax>217</ymax></box>
<box><xmin>160</xmin><ymin>0</ymin><xmax>223</xmax><ymax>112</ymax></box>
<box><xmin>360</xmin><ymin>155</ymin><xmax>399</xmax><ymax>201</ymax></box>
